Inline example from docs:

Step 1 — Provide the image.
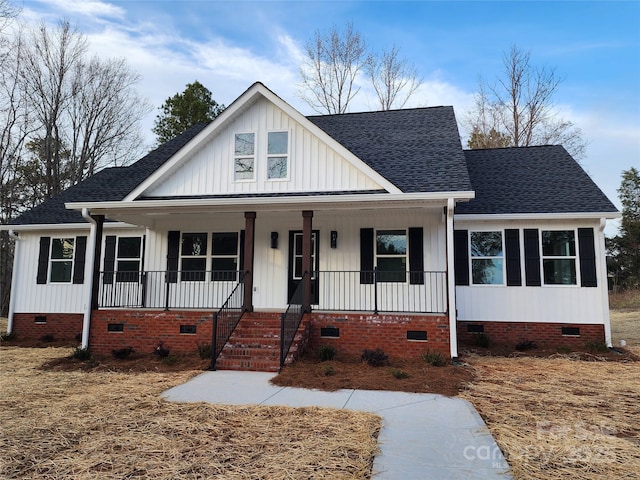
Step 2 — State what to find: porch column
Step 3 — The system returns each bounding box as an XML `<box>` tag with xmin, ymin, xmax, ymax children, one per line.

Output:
<box><xmin>302</xmin><ymin>210</ymin><xmax>313</xmax><ymax>313</ymax></box>
<box><xmin>243</xmin><ymin>212</ymin><xmax>256</xmax><ymax>312</ymax></box>
<box><xmin>90</xmin><ymin>215</ymin><xmax>105</xmax><ymax>310</ymax></box>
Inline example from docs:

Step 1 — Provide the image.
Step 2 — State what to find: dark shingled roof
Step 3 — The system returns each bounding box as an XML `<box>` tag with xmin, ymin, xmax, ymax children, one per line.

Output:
<box><xmin>10</xmin><ymin>123</ymin><xmax>208</xmax><ymax>225</ymax></box>
<box><xmin>457</xmin><ymin>145</ymin><xmax>618</xmax><ymax>215</ymax></box>
<box><xmin>308</xmin><ymin>106</ymin><xmax>472</xmax><ymax>193</ymax></box>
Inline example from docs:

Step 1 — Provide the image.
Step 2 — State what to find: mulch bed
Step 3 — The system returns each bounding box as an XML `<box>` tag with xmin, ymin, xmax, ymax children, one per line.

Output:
<box><xmin>272</xmin><ymin>352</ymin><xmax>475</xmax><ymax>396</ymax></box>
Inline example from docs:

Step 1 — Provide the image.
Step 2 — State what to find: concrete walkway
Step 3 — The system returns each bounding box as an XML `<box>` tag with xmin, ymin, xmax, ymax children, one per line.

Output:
<box><xmin>162</xmin><ymin>371</ymin><xmax>512</xmax><ymax>479</ymax></box>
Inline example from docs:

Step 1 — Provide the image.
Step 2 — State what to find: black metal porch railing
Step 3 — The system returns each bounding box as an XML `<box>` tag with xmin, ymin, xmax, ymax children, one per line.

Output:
<box><xmin>210</xmin><ymin>273</ymin><xmax>246</xmax><ymax>370</ymax></box>
<box><xmin>315</xmin><ymin>269</ymin><xmax>447</xmax><ymax>314</ymax></box>
<box><xmin>97</xmin><ymin>270</ymin><xmax>243</xmax><ymax>310</ymax></box>
<box><xmin>280</xmin><ymin>271</ymin><xmax>308</xmax><ymax>369</ymax></box>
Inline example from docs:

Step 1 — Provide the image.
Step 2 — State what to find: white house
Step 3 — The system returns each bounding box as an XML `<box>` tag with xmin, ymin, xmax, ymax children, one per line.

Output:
<box><xmin>2</xmin><ymin>82</ymin><xmax>619</xmax><ymax>370</ymax></box>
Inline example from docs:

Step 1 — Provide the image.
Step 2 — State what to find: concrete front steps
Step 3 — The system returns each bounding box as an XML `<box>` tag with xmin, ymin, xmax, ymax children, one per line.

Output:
<box><xmin>214</xmin><ymin>312</ymin><xmax>310</xmax><ymax>372</ymax></box>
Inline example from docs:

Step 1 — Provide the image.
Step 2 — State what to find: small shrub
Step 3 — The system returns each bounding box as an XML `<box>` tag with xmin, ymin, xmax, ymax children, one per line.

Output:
<box><xmin>70</xmin><ymin>347</ymin><xmax>92</xmax><ymax>361</ymax></box>
<box><xmin>162</xmin><ymin>354</ymin><xmax>179</xmax><ymax>366</ymax></box>
<box><xmin>318</xmin><ymin>345</ymin><xmax>336</xmax><ymax>362</ymax></box>
<box><xmin>197</xmin><ymin>342</ymin><xmax>212</xmax><ymax>359</ymax></box>
<box><xmin>422</xmin><ymin>350</ymin><xmax>448</xmax><ymax>367</ymax></box>
<box><xmin>40</xmin><ymin>334</ymin><xmax>55</xmax><ymax>343</ymax></box>
<box><xmin>584</xmin><ymin>340</ymin><xmax>609</xmax><ymax>353</ymax></box>
<box><xmin>154</xmin><ymin>341</ymin><xmax>170</xmax><ymax>358</ymax></box>
<box><xmin>324</xmin><ymin>365</ymin><xmax>335</xmax><ymax>376</ymax></box>
<box><xmin>111</xmin><ymin>346</ymin><xmax>134</xmax><ymax>359</ymax></box>
<box><xmin>390</xmin><ymin>368</ymin><xmax>409</xmax><ymax>379</ymax></box>
<box><xmin>361</xmin><ymin>348</ymin><xmax>388</xmax><ymax>367</ymax></box>
<box><xmin>474</xmin><ymin>333</ymin><xmax>490</xmax><ymax>348</ymax></box>
<box><xmin>515</xmin><ymin>340</ymin><xmax>537</xmax><ymax>351</ymax></box>
<box><xmin>0</xmin><ymin>331</ymin><xmax>16</xmax><ymax>341</ymax></box>
<box><xmin>556</xmin><ymin>345</ymin><xmax>572</xmax><ymax>354</ymax></box>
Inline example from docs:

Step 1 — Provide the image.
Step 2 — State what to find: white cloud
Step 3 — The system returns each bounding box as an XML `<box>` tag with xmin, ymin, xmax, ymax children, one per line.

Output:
<box><xmin>33</xmin><ymin>0</ymin><xmax>125</xmax><ymax>20</ymax></box>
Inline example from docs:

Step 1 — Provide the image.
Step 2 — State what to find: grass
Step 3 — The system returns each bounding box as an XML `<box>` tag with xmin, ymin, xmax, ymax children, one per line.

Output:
<box><xmin>609</xmin><ymin>288</ymin><xmax>640</xmax><ymax>310</ymax></box>
<box><xmin>0</xmin><ymin>346</ymin><xmax>381</xmax><ymax>479</ymax></box>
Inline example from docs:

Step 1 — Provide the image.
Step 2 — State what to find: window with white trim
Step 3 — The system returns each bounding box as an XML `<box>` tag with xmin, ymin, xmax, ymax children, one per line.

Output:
<box><xmin>267</xmin><ymin>131</ymin><xmax>288</xmax><ymax>179</ymax></box>
<box><xmin>542</xmin><ymin>230</ymin><xmax>576</xmax><ymax>285</ymax></box>
<box><xmin>234</xmin><ymin>132</ymin><xmax>255</xmax><ymax>181</ymax></box>
<box><xmin>376</xmin><ymin>230</ymin><xmax>406</xmax><ymax>282</ymax></box>
<box><xmin>470</xmin><ymin>231</ymin><xmax>504</xmax><ymax>285</ymax></box>
<box><xmin>211</xmin><ymin>232</ymin><xmax>239</xmax><ymax>281</ymax></box>
<box><xmin>181</xmin><ymin>233</ymin><xmax>207</xmax><ymax>281</ymax></box>
<box><xmin>50</xmin><ymin>238</ymin><xmax>75</xmax><ymax>283</ymax></box>
<box><xmin>116</xmin><ymin>237</ymin><xmax>142</xmax><ymax>282</ymax></box>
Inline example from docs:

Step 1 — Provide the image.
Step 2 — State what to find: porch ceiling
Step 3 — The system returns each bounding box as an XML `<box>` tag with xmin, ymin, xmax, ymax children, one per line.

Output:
<box><xmin>66</xmin><ymin>191</ymin><xmax>474</xmax><ymax>227</ymax></box>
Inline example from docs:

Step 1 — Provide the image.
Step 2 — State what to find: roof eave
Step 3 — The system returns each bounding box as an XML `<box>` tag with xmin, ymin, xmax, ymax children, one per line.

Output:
<box><xmin>454</xmin><ymin>211</ymin><xmax>621</xmax><ymax>221</ymax></box>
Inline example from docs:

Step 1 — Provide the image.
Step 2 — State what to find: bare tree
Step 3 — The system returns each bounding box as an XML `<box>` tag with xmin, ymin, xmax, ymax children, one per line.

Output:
<box><xmin>367</xmin><ymin>44</ymin><xmax>422</xmax><ymax>110</ymax></box>
<box><xmin>0</xmin><ymin>17</ymin><xmax>149</xmax><ymax>316</ymax></box>
<box><xmin>299</xmin><ymin>22</ymin><xmax>368</xmax><ymax>114</ymax></box>
<box><xmin>465</xmin><ymin>45</ymin><xmax>586</xmax><ymax>158</ymax></box>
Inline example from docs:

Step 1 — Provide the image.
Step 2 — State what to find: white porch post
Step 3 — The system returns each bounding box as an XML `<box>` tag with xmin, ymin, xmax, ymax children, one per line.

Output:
<box><xmin>6</xmin><ymin>230</ymin><xmax>20</xmax><ymax>335</ymax></box>
<box><xmin>446</xmin><ymin>198</ymin><xmax>458</xmax><ymax>358</ymax></box>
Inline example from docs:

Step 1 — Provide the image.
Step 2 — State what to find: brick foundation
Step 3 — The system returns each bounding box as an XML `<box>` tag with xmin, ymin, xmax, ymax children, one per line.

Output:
<box><xmin>308</xmin><ymin>313</ymin><xmax>451</xmax><ymax>358</ymax></box>
<box><xmin>89</xmin><ymin>310</ymin><xmax>213</xmax><ymax>356</ymax></box>
<box><xmin>457</xmin><ymin>321</ymin><xmax>606</xmax><ymax>348</ymax></box>
<box><xmin>12</xmin><ymin>313</ymin><xmax>83</xmax><ymax>341</ymax></box>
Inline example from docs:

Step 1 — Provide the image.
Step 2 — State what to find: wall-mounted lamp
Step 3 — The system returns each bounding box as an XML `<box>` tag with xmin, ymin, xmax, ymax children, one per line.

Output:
<box><xmin>270</xmin><ymin>231</ymin><xmax>279</xmax><ymax>249</ymax></box>
<box><xmin>330</xmin><ymin>230</ymin><xmax>338</xmax><ymax>249</ymax></box>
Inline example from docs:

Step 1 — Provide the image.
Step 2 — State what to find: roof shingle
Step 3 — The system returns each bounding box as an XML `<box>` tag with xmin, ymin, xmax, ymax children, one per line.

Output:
<box><xmin>457</xmin><ymin>145</ymin><xmax>618</xmax><ymax>215</ymax></box>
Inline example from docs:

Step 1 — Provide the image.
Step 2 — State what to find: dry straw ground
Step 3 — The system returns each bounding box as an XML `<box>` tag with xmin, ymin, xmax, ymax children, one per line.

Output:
<box><xmin>0</xmin><ymin>345</ymin><xmax>380</xmax><ymax>479</ymax></box>
<box><xmin>1</xmin><ymin>291</ymin><xmax>639</xmax><ymax>480</ymax></box>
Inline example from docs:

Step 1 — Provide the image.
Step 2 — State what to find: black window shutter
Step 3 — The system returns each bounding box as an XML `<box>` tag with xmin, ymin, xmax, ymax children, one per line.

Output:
<box><xmin>37</xmin><ymin>237</ymin><xmax>51</xmax><ymax>284</ymax></box>
<box><xmin>167</xmin><ymin>230</ymin><xmax>180</xmax><ymax>283</ymax></box>
<box><xmin>360</xmin><ymin>228</ymin><xmax>374</xmax><ymax>284</ymax></box>
<box><xmin>72</xmin><ymin>236</ymin><xmax>87</xmax><ymax>284</ymax></box>
<box><xmin>103</xmin><ymin>235</ymin><xmax>117</xmax><ymax>284</ymax></box>
<box><xmin>504</xmin><ymin>229</ymin><xmax>522</xmax><ymax>286</ymax></box>
<box><xmin>408</xmin><ymin>227</ymin><xmax>424</xmax><ymax>285</ymax></box>
<box><xmin>453</xmin><ymin>230</ymin><xmax>469</xmax><ymax>286</ymax></box>
<box><xmin>578</xmin><ymin>228</ymin><xmax>598</xmax><ymax>287</ymax></box>
<box><xmin>524</xmin><ymin>229</ymin><xmax>541</xmax><ymax>286</ymax></box>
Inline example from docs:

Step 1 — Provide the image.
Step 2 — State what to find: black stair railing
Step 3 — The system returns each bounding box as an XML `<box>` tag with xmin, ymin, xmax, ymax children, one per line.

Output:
<box><xmin>209</xmin><ymin>271</ymin><xmax>246</xmax><ymax>370</ymax></box>
<box><xmin>280</xmin><ymin>271</ymin><xmax>308</xmax><ymax>369</ymax></box>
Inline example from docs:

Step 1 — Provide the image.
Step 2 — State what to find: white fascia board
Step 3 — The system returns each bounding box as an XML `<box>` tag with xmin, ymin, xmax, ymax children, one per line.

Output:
<box><xmin>124</xmin><ymin>83</ymin><xmax>403</xmax><ymax>200</ymax></box>
<box><xmin>454</xmin><ymin>211</ymin><xmax>621</xmax><ymax>222</ymax></box>
<box><xmin>1</xmin><ymin>221</ymin><xmax>138</xmax><ymax>232</ymax></box>
<box><xmin>66</xmin><ymin>191</ymin><xmax>475</xmax><ymax>214</ymax></box>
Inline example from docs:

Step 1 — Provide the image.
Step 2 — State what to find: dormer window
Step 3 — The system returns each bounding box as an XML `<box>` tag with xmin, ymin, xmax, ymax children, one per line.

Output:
<box><xmin>267</xmin><ymin>131</ymin><xmax>288</xmax><ymax>180</ymax></box>
<box><xmin>234</xmin><ymin>132</ymin><xmax>255</xmax><ymax>181</ymax></box>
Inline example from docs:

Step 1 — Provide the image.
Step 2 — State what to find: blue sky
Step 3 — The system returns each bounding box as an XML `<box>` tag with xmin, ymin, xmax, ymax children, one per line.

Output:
<box><xmin>18</xmin><ymin>0</ymin><xmax>640</xmax><ymax>233</ymax></box>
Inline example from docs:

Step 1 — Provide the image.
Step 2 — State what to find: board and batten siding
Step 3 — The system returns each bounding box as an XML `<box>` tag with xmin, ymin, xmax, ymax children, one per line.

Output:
<box><xmin>454</xmin><ymin>219</ymin><xmax>607</xmax><ymax>325</ymax></box>
<box><xmin>147</xmin><ymin>207</ymin><xmax>446</xmax><ymax>311</ymax></box>
<box><xmin>13</xmin><ymin>230</ymin><xmax>89</xmax><ymax>314</ymax></box>
<box><xmin>146</xmin><ymin>97</ymin><xmax>383</xmax><ymax>197</ymax></box>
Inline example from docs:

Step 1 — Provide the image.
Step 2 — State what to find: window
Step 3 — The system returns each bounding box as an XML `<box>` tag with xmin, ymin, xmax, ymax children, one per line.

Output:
<box><xmin>116</xmin><ymin>237</ymin><xmax>142</xmax><ymax>282</ymax></box>
<box><xmin>234</xmin><ymin>133</ymin><xmax>255</xmax><ymax>181</ymax></box>
<box><xmin>376</xmin><ymin>230</ymin><xmax>406</xmax><ymax>282</ymax></box>
<box><xmin>50</xmin><ymin>238</ymin><xmax>75</xmax><ymax>282</ymax></box>
<box><xmin>267</xmin><ymin>131</ymin><xmax>288</xmax><ymax>179</ymax></box>
<box><xmin>211</xmin><ymin>232</ymin><xmax>239</xmax><ymax>281</ymax></box>
<box><xmin>181</xmin><ymin>233</ymin><xmax>207</xmax><ymax>281</ymax></box>
<box><xmin>542</xmin><ymin>230</ymin><xmax>576</xmax><ymax>285</ymax></box>
<box><xmin>470</xmin><ymin>231</ymin><xmax>504</xmax><ymax>285</ymax></box>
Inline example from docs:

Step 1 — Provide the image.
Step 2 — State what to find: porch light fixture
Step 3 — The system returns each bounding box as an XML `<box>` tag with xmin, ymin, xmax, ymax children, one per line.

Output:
<box><xmin>330</xmin><ymin>230</ymin><xmax>338</xmax><ymax>249</ymax></box>
<box><xmin>270</xmin><ymin>231</ymin><xmax>279</xmax><ymax>249</ymax></box>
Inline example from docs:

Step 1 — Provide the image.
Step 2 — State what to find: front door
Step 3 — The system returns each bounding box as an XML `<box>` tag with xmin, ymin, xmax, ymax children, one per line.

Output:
<box><xmin>288</xmin><ymin>230</ymin><xmax>319</xmax><ymax>304</ymax></box>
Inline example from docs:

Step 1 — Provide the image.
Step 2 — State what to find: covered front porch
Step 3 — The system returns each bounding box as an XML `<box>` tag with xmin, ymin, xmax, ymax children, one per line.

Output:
<box><xmin>69</xmin><ymin>194</ymin><xmax>462</xmax><ymax>363</ymax></box>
